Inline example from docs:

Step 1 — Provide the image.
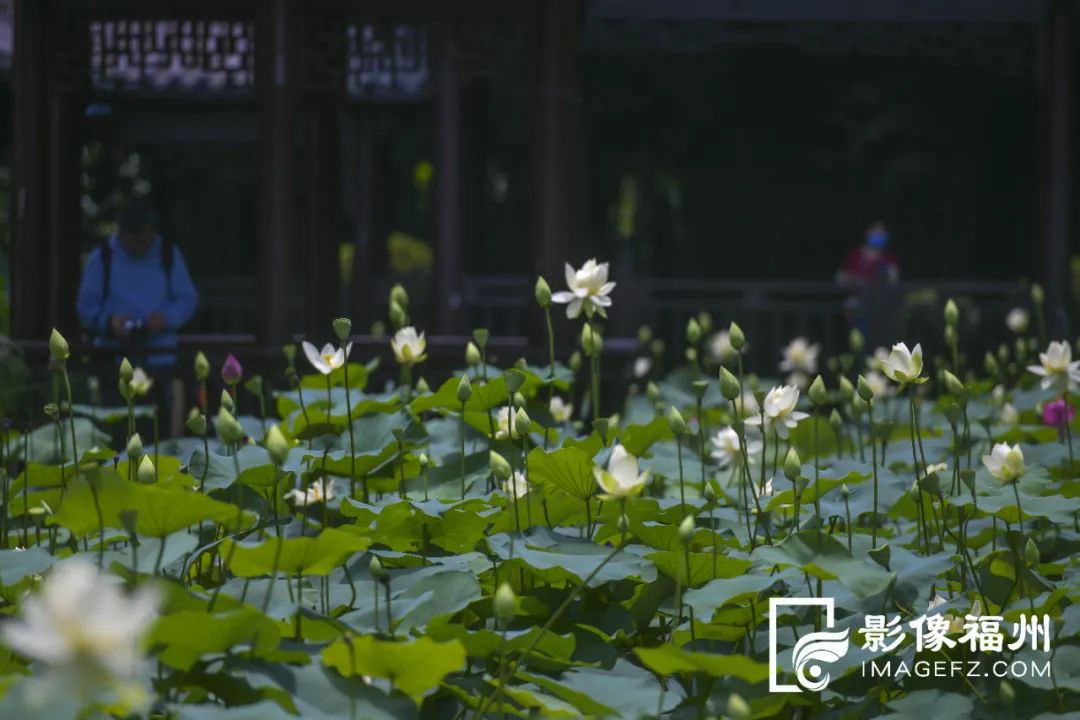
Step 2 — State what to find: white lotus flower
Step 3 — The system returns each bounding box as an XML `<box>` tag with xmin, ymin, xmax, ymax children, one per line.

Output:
<box><xmin>753</xmin><ymin>476</ymin><xmax>774</xmax><ymax>500</ymax></box>
<box><xmin>991</xmin><ymin>384</ymin><xmax>1007</xmax><ymax>407</ymax></box>
<box><xmin>1000</xmin><ymin>403</ymin><xmax>1019</xmax><ymax>426</ymax></box>
<box><xmin>881</xmin><ymin>342</ymin><xmax>925</xmax><ymax>385</ymax></box>
<box><xmin>390</xmin><ymin>327</ymin><xmax>427</xmax><ymax>365</ymax></box>
<box><xmin>785</xmin><ymin>371</ymin><xmax>809</xmax><ymax>391</ymax></box>
<box><xmin>551</xmin><ymin>259</ymin><xmax>615</xmax><ymax>319</ymax></box>
<box><xmin>708</xmin><ymin>331</ymin><xmax>737</xmax><ymax>365</ymax></box>
<box><xmin>745</xmin><ymin>385</ymin><xmax>809</xmax><ymax>439</ymax></box>
<box><xmin>779</xmin><ymin>337</ymin><xmax>819</xmax><ymax>375</ymax></box>
<box><xmin>633</xmin><ymin>356</ymin><xmax>652</xmax><ymax>378</ymax></box>
<box><xmin>710</xmin><ymin>426</ymin><xmax>762</xmax><ymax>468</ymax></box>
<box><xmin>549</xmin><ymin>396</ymin><xmax>573</xmax><ymax>423</ymax></box>
<box><xmin>864</xmin><ymin>371</ymin><xmax>892</xmax><ymax>398</ymax></box>
<box><xmin>593</xmin><ymin>445</ymin><xmax>649</xmax><ymax>499</ymax></box>
<box><xmin>867</xmin><ymin>347</ymin><xmax>891</xmax><ymax>372</ymax></box>
<box><xmin>503</xmin><ymin>471</ymin><xmax>530</xmax><ymax>500</ymax></box>
<box><xmin>494</xmin><ymin>406</ymin><xmax>518</xmax><ymax>440</ymax></box>
<box><xmin>129</xmin><ymin>367</ymin><xmax>153</xmax><ymax>396</ymax></box>
<box><xmin>2</xmin><ymin>559</ymin><xmax>158</xmax><ymax>686</ymax></box>
<box><xmin>735</xmin><ymin>390</ymin><xmax>760</xmax><ymax>418</ymax></box>
<box><xmin>285</xmin><ymin>478</ymin><xmax>336</xmax><ymax>506</ymax></box>
<box><xmin>1005</xmin><ymin>308</ymin><xmax>1030</xmax><ymax>334</ymax></box>
<box><xmin>1027</xmin><ymin>340</ymin><xmax>1080</xmax><ymax>392</ymax></box>
<box><xmin>982</xmin><ymin>442</ymin><xmax>1025</xmax><ymax>484</ymax></box>
<box><xmin>302</xmin><ymin>340</ymin><xmax>352</xmax><ymax>375</ymax></box>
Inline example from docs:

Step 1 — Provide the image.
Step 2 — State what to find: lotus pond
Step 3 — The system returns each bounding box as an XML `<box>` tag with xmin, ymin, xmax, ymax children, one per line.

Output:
<box><xmin>1</xmin><ymin>271</ymin><xmax>1079</xmax><ymax>719</ymax></box>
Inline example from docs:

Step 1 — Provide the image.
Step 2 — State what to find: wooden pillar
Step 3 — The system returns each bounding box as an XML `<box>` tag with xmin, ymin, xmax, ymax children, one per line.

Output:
<box><xmin>48</xmin><ymin>90</ymin><xmax>83</xmax><ymax>337</ymax></box>
<box><xmin>256</xmin><ymin>0</ymin><xmax>295</xmax><ymax>343</ymax></box>
<box><xmin>1042</xmin><ymin>0</ymin><xmax>1072</xmax><ymax>334</ymax></box>
<box><xmin>10</xmin><ymin>0</ymin><xmax>48</xmax><ymax>339</ymax></box>
<box><xmin>434</xmin><ymin>27</ymin><xmax>464</xmax><ymax>333</ymax></box>
<box><xmin>532</xmin><ymin>0</ymin><xmax>586</xmax><ymax>322</ymax></box>
<box><xmin>302</xmin><ymin>103</ymin><xmax>342</xmax><ymax>332</ymax></box>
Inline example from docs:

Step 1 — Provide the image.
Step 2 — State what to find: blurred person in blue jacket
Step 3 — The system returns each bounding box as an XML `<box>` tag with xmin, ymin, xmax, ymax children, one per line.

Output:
<box><xmin>76</xmin><ymin>198</ymin><xmax>198</xmax><ymax>382</ymax></box>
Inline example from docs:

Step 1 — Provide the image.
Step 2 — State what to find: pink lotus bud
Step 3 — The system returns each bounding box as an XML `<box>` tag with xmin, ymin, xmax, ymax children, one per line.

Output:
<box><xmin>221</xmin><ymin>353</ymin><xmax>243</xmax><ymax>387</ymax></box>
<box><xmin>1042</xmin><ymin>398</ymin><xmax>1074</xmax><ymax>434</ymax></box>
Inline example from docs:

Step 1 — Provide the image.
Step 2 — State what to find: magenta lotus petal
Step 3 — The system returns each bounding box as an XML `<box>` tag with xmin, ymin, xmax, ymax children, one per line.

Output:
<box><xmin>221</xmin><ymin>353</ymin><xmax>243</xmax><ymax>386</ymax></box>
<box><xmin>1042</xmin><ymin>399</ymin><xmax>1074</xmax><ymax>430</ymax></box>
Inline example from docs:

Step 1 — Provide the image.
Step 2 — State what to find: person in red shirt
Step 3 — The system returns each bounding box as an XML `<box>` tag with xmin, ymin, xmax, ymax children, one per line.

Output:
<box><xmin>837</xmin><ymin>221</ymin><xmax>900</xmax><ymax>286</ymax></box>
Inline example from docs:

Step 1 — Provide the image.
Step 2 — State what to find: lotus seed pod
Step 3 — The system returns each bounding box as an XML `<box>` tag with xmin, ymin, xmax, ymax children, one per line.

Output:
<box><xmin>126</xmin><ymin>432</ymin><xmax>143</xmax><ymax>460</ymax></box>
<box><xmin>281</xmin><ymin>344</ymin><xmax>297</xmax><ymax>367</ymax></box>
<box><xmin>667</xmin><ymin>407</ymin><xmax>687</xmax><ymax>435</ymax></box>
<box><xmin>686</xmin><ymin>317</ymin><xmax>702</xmax><ymax>345</ymax></box>
<box><xmin>728</xmin><ymin>322</ymin><xmax>746</xmax><ymax>350</ymax></box>
<box><xmin>489</xmin><ymin>450</ymin><xmax>512</xmax><ymax>480</ymax></box>
<box><xmin>534</xmin><ymin>276</ymin><xmax>551</xmax><ymax>307</ymax></box>
<box><xmin>215</xmin><ymin>407</ymin><xmax>245</xmax><ymax>445</ymax></box>
<box><xmin>718</xmin><ymin>367</ymin><xmax>740</xmax><ymax>401</ymax></box>
<box><xmin>691</xmin><ymin>379</ymin><xmax>708</xmax><ymax>399</ymax></box>
<box><xmin>465</xmin><ymin>341</ymin><xmax>482</xmax><ymax>367</ymax></box>
<box><xmin>472</xmin><ymin>328</ymin><xmax>489</xmax><ymax>349</ymax></box>
<box><xmin>265</xmin><ymin>424</ymin><xmax>290</xmax><ymax>465</ymax></box>
<box><xmin>783</xmin><ymin>447</ymin><xmax>801</xmax><ymax>481</ymax></box>
<box><xmin>333</xmin><ymin>317</ymin><xmax>353</xmax><ymax>343</ymax></box>
<box><xmin>856</xmin><ymin>374</ymin><xmax>875</xmax><ymax>402</ymax></box>
<box><xmin>120</xmin><ymin>357</ymin><xmax>134</xmax><ymax>383</ymax></box>
<box><xmin>369</xmin><ymin>555</ymin><xmax>387</xmax><ymax>579</ymax></box>
<box><xmin>849</xmin><ymin>328</ymin><xmax>864</xmax><ymax>354</ymax></box>
<box><xmin>186</xmin><ymin>412</ymin><xmax>207</xmax><ymax>437</ymax></box>
<box><xmin>48</xmin><ymin>328</ymin><xmax>69</xmax><ymax>362</ymax></box>
<box><xmin>808</xmin><ymin>375</ymin><xmax>827</xmax><ymax>406</ymax></box>
<box><xmin>677</xmin><ymin>514</ymin><xmax>695</xmax><ymax>544</ymax></box>
<box><xmin>944</xmin><ymin>298</ymin><xmax>959</xmax><ymax>327</ymax></box>
<box><xmin>1031</xmin><ymin>283</ymin><xmax>1044</xmax><ymax>305</ymax></box>
<box><xmin>838</xmin><ymin>375</ymin><xmax>855</xmax><ymax>402</ymax></box>
<box><xmin>137</xmin><ymin>455</ymin><xmax>155</xmax><ymax>483</ymax></box>
<box><xmin>1025</xmin><ymin>538</ymin><xmax>1040</xmax><ymax>567</ymax></box>
<box><xmin>493</xmin><ymin>582</ymin><xmax>516</xmax><ymax>625</ymax></box>
<box><xmin>514</xmin><ymin>407</ymin><xmax>531</xmax><ymax>437</ymax></box>
<box><xmin>942</xmin><ymin>369</ymin><xmax>964</xmax><ymax>396</ymax></box>
<box><xmin>389</xmin><ymin>283</ymin><xmax>409</xmax><ymax>310</ymax></box>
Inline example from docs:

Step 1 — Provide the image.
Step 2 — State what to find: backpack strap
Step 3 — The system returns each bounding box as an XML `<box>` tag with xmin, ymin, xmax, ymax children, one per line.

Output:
<box><xmin>100</xmin><ymin>238</ymin><xmax>113</xmax><ymax>299</ymax></box>
<box><xmin>161</xmin><ymin>234</ymin><xmax>174</xmax><ymax>299</ymax></box>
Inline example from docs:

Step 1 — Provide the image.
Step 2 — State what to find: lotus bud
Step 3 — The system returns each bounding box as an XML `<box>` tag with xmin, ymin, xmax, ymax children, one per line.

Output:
<box><xmin>43</xmin><ymin>403</ymin><xmax>59</xmax><ymax>421</ymax></box>
<box><xmin>840</xmin><ymin>483</ymin><xmax>851</xmax><ymax>499</ymax></box>
<box><xmin>282</xmin><ymin>344</ymin><xmax>297</xmax><ymax>367</ymax></box>
<box><xmin>636</xmin><ymin>324</ymin><xmax>653</xmax><ymax>345</ymax></box>
<box><xmin>534</xmin><ymin>276</ymin><xmax>551</xmax><ymax>307</ymax></box>
<box><xmin>456</xmin><ymin>376</ymin><xmax>472</xmax><ymax>404</ymax></box>
<box><xmin>691</xmin><ymin>379</ymin><xmax>709</xmax><ymax>400</ymax></box>
<box><xmin>727</xmin><ymin>693</ymin><xmax>752</xmax><ymax>720</ymax></box>
<box><xmin>838</xmin><ymin>375</ymin><xmax>855</xmax><ymax>403</ymax></box>
<box><xmin>852</xmin><ymin>394</ymin><xmax>869</xmax><ymax>415</ymax></box>
<box><xmin>266</xmin><ymin>424</ymin><xmax>290</xmax><ymax>465</ymax></box>
<box><xmin>829</xmin><ymin>409</ymin><xmax>843</xmax><ymax>431</ymax></box>
<box><xmin>389</xmin><ymin>283</ymin><xmax>409</xmax><ymax>310</ymax></box>
<box><xmin>120</xmin><ymin>357</ymin><xmax>134</xmax><ymax>383</ymax></box>
<box><xmin>808</xmin><ymin>375</ymin><xmax>827</xmax><ymax>406</ymax></box>
<box><xmin>504</xmin><ymin>369</ymin><xmax>526</xmax><ymax>394</ymax></box>
<box><xmin>472</xmin><ymin>328</ymin><xmax>489</xmax><ymax>349</ymax></box>
<box><xmin>728</xmin><ymin>322</ymin><xmax>745</xmax><ymax>350</ymax></box>
<box><xmin>187</xmin><ymin>354</ymin><xmax>210</xmax><ymax>385</ymax></box>
<box><xmin>697</xmin><ymin>312</ymin><xmax>713</xmax><ymax>336</ymax></box>
<box><xmin>684</xmin><ymin>347</ymin><xmax>697</xmax><ymax>365</ymax></box>
<box><xmin>703</xmin><ymin>482</ymin><xmax>717</xmax><ymax>501</ymax></box>
<box><xmin>415</xmin><ymin>376</ymin><xmax>431</xmax><ymax>394</ymax></box>
<box><xmin>332</xmin><ymin>317</ymin><xmax>352</xmax><ymax>343</ymax></box>
<box><xmin>794</xmin><ymin>476</ymin><xmax>809</xmax><ymax>498</ymax></box>
<box><xmin>984</xmin><ymin>352</ymin><xmax>999</xmax><ymax>377</ymax></box>
<box><xmin>1031</xmin><ymin>283</ymin><xmax>1044</xmax><ymax>305</ymax></box>
<box><xmin>677</xmin><ymin>515</ymin><xmax>695</xmax><ymax>545</ymax></box>
<box><xmin>783</xmin><ymin>447</ymin><xmax>801</xmax><ymax>481</ymax></box>
<box><xmin>220</xmin><ymin>388</ymin><xmax>234</xmax><ymax>413</ymax></box>
<box><xmin>514</xmin><ymin>407</ymin><xmax>531</xmax><ymax>437</ymax></box>
<box><xmin>244</xmin><ymin>375</ymin><xmax>263</xmax><ymax>397</ymax></box>
<box><xmin>650</xmin><ymin>338</ymin><xmax>666</xmax><ymax>358</ymax></box>
<box><xmin>513</xmin><ymin>392</ymin><xmax>526</xmax><ymax>408</ymax></box>
<box><xmin>686</xmin><ymin>317</ymin><xmax>702</xmax><ymax>345</ymax></box>
<box><xmin>943</xmin><ymin>324</ymin><xmax>957</xmax><ymax>347</ymax></box>
<box><xmin>137</xmin><ymin>455</ymin><xmax>155</xmax><ymax>483</ymax></box>
<box><xmin>646</xmin><ymin>381</ymin><xmax>661</xmax><ymax>403</ymax></box>
<box><xmin>369</xmin><ymin>555</ymin><xmax>387</xmax><ymax>579</ymax></box>
<box><xmin>490</xmin><ymin>450</ymin><xmax>512</xmax><ymax>480</ymax></box>
<box><xmin>617</xmin><ymin>513</ymin><xmax>630</xmax><ymax>535</ymax></box>
<box><xmin>849</xmin><ymin>328</ymin><xmax>864</xmax><ymax>354</ymax></box>
<box><xmin>942</xmin><ymin>369</ymin><xmax>964</xmax><ymax>397</ymax></box>
<box><xmin>370</xmin><ymin>320</ymin><xmax>386</xmax><ymax>338</ymax></box>
<box><xmin>826</xmin><ymin>357</ymin><xmax>839</xmax><ymax>374</ymax></box>
<box><xmin>1014</xmin><ymin>338</ymin><xmax>1027</xmax><ymax>362</ymax></box>
<box><xmin>215</xmin><ymin>407</ymin><xmax>245</xmax><ymax>445</ymax></box>
<box><xmin>493</xmin><ymin>582</ymin><xmax>516</xmax><ymax>625</ymax></box>
<box><xmin>186</xmin><ymin>411</ymin><xmax>207</xmax><ymax>437</ymax></box>
<box><xmin>465</xmin><ymin>341</ymin><xmax>482</xmax><ymax>367</ymax></box>
<box><xmin>1025</xmin><ymin>538</ymin><xmax>1040</xmax><ymax>568</ymax></box>
<box><xmin>221</xmin><ymin>353</ymin><xmax>243</xmax><ymax>387</ymax></box>
<box><xmin>48</xmin><ymin>328</ymin><xmax>69</xmax><ymax>362</ymax></box>
<box><xmin>388</xmin><ymin>301</ymin><xmax>407</xmax><ymax>329</ymax></box>
<box><xmin>944</xmin><ymin>298</ymin><xmax>959</xmax><ymax>327</ymax></box>
<box><xmin>581</xmin><ymin>324</ymin><xmax>602</xmax><ymax>357</ymax></box>
<box><xmin>514</xmin><ymin>357</ymin><xmax>528</xmax><ymax>370</ymax></box>
<box><xmin>126</xmin><ymin>432</ymin><xmax>143</xmax><ymax>460</ymax></box>
<box><xmin>718</xmin><ymin>367</ymin><xmax>740</xmax><ymax>401</ymax></box>
<box><xmin>284</xmin><ymin>366</ymin><xmax>297</xmax><ymax>384</ymax></box>
<box><xmin>667</xmin><ymin>407</ymin><xmax>687</xmax><ymax>435</ymax></box>
<box><xmin>856</xmin><ymin>374</ymin><xmax>875</xmax><ymax>402</ymax></box>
